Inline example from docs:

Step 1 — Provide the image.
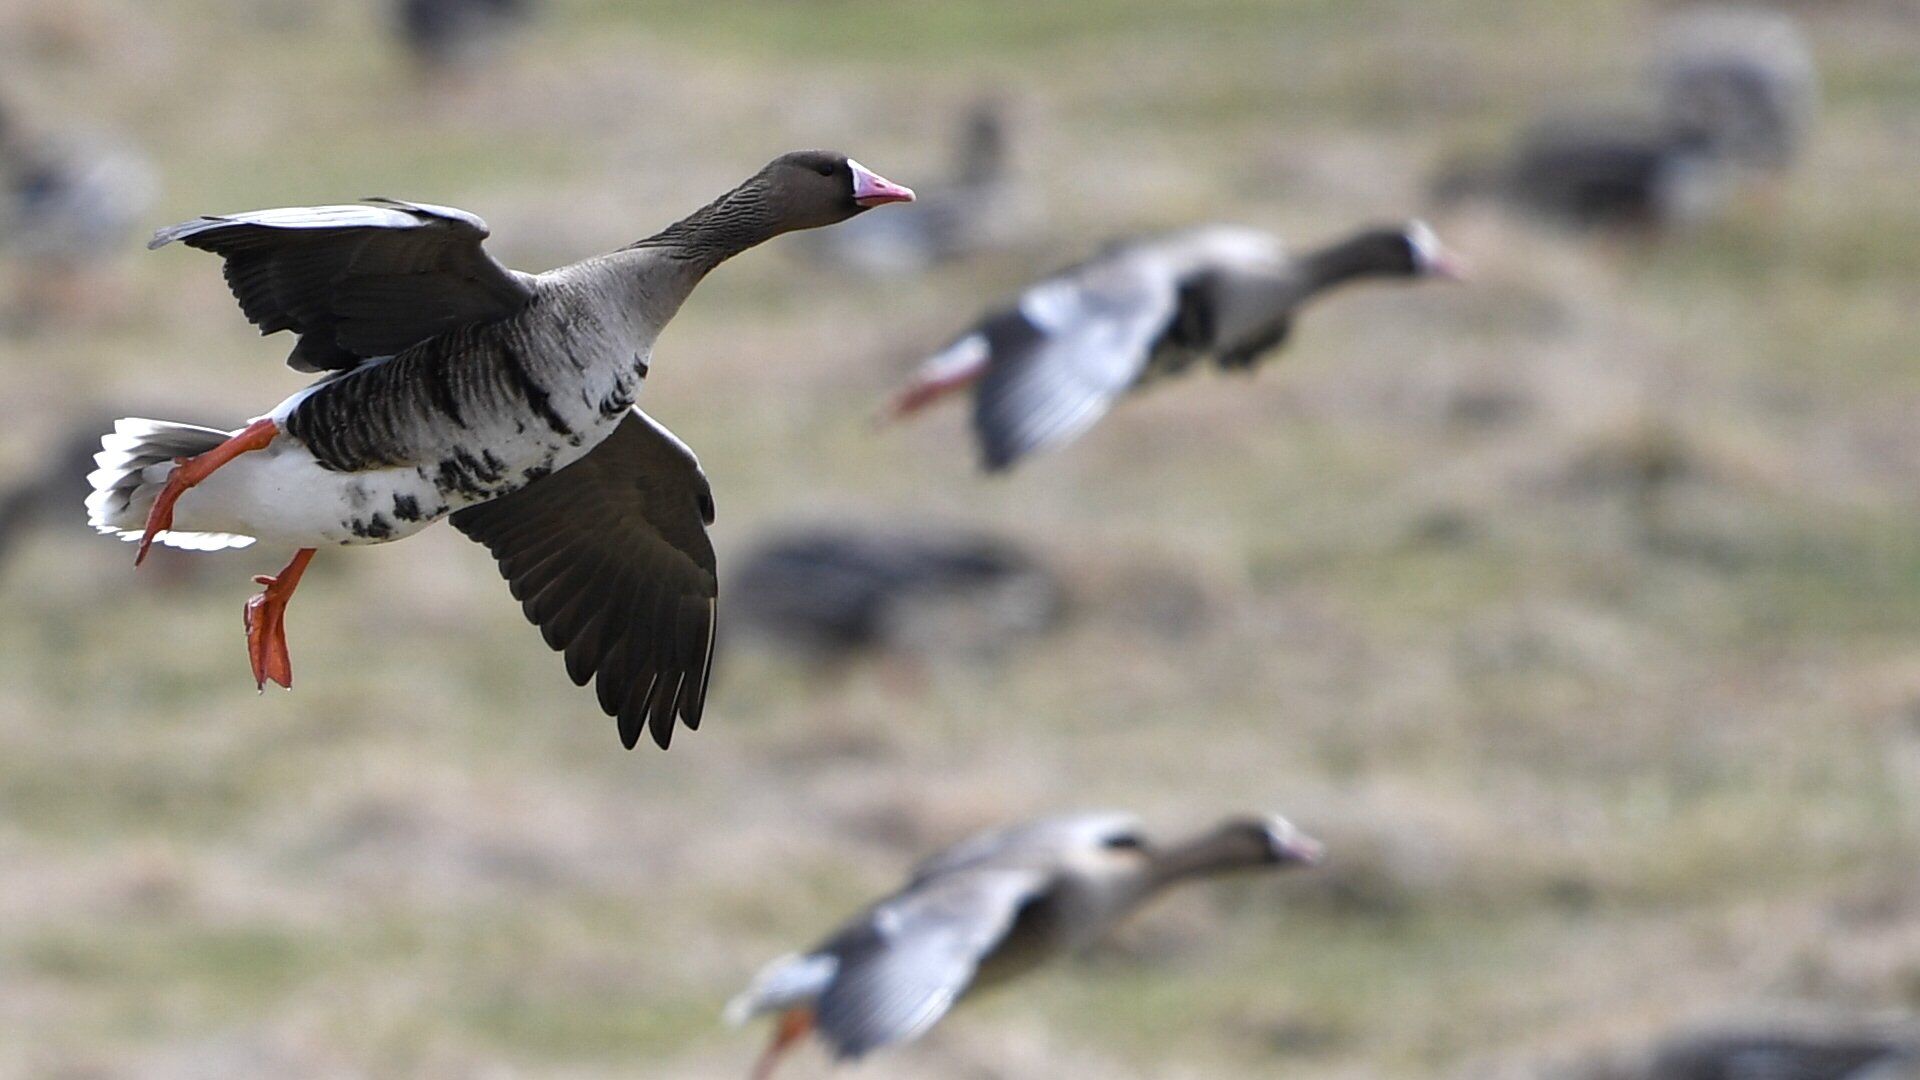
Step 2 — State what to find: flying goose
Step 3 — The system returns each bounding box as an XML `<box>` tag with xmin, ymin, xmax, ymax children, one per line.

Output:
<box><xmin>887</xmin><ymin>222</ymin><xmax>1464</xmax><ymax>471</ymax></box>
<box><xmin>85</xmin><ymin>151</ymin><xmax>914</xmax><ymax>749</ymax></box>
<box><xmin>729</xmin><ymin>523</ymin><xmax>1063</xmax><ymax>659</ymax></box>
<box><xmin>727</xmin><ymin>811</ymin><xmax>1322</xmax><ymax>1077</ymax></box>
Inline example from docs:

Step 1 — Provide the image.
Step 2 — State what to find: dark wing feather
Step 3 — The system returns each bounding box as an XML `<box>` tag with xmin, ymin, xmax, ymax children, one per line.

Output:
<box><xmin>150</xmin><ymin>199</ymin><xmax>535</xmax><ymax>371</ymax></box>
<box><xmin>812</xmin><ymin>868</ymin><xmax>1053</xmax><ymax>1060</ymax></box>
<box><xmin>970</xmin><ymin>254</ymin><xmax>1180</xmax><ymax>471</ymax></box>
<box><xmin>451</xmin><ymin>410</ymin><xmax>718</xmax><ymax>750</ymax></box>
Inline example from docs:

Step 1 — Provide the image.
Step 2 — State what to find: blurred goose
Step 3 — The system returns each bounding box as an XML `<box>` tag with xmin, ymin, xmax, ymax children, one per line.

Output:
<box><xmin>1431</xmin><ymin>115</ymin><xmax>1730</xmax><ymax>232</ymax></box>
<box><xmin>1654</xmin><ymin>7</ymin><xmax>1818</xmax><ymax>173</ymax></box>
<box><xmin>395</xmin><ymin>0</ymin><xmax>534</xmax><ymax>77</ymax></box>
<box><xmin>888</xmin><ymin>222</ymin><xmax>1464</xmax><ymax>470</ymax></box>
<box><xmin>729</xmin><ymin>524</ymin><xmax>1063</xmax><ymax>659</ymax></box>
<box><xmin>727</xmin><ymin>811</ymin><xmax>1322</xmax><ymax>1077</ymax></box>
<box><xmin>0</xmin><ymin>414</ymin><xmax>226</xmax><ymax>583</ymax></box>
<box><xmin>803</xmin><ymin>101</ymin><xmax>1028</xmax><ymax>274</ymax></box>
<box><xmin>85</xmin><ymin>151</ymin><xmax>914</xmax><ymax>748</ymax></box>
<box><xmin>0</xmin><ymin>421</ymin><xmax>118</xmax><ymax>573</ymax></box>
<box><xmin>1623</xmin><ymin>1029</ymin><xmax>1920</xmax><ymax>1080</ymax></box>
<box><xmin>0</xmin><ymin>99</ymin><xmax>156</xmax><ymax>323</ymax></box>
<box><xmin>1432</xmin><ymin>9</ymin><xmax>1814</xmax><ymax>233</ymax></box>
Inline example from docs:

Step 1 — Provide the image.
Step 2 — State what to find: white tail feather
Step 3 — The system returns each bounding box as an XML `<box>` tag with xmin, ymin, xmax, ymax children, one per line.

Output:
<box><xmin>84</xmin><ymin>418</ymin><xmax>257</xmax><ymax>552</ymax></box>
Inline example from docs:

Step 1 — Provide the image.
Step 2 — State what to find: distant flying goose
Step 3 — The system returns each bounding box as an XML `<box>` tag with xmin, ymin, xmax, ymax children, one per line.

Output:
<box><xmin>727</xmin><ymin>812</ymin><xmax>1322</xmax><ymax>1077</ymax></box>
<box><xmin>86</xmin><ymin>151</ymin><xmax>914</xmax><ymax>749</ymax></box>
<box><xmin>889</xmin><ymin>222</ymin><xmax>1464</xmax><ymax>470</ymax></box>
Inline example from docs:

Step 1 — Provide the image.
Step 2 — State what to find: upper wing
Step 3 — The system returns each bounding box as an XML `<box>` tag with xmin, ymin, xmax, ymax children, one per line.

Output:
<box><xmin>910</xmin><ymin>811</ymin><xmax>1143</xmax><ymax>883</ymax></box>
<box><xmin>150</xmin><ymin>199</ymin><xmax>536</xmax><ymax>372</ymax></box>
<box><xmin>450</xmin><ymin>410</ymin><xmax>719</xmax><ymax>751</ymax></box>
<box><xmin>969</xmin><ymin>252</ymin><xmax>1181</xmax><ymax>471</ymax></box>
<box><xmin>812</xmin><ymin>867</ymin><xmax>1053</xmax><ymax>1060</ymax></box>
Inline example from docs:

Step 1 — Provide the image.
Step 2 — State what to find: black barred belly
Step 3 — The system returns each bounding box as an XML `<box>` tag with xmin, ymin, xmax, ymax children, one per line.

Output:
<box><xmin>279</xmin><ymin>334</ymin><xmax>637</xmax><ymax>544</ymax></box>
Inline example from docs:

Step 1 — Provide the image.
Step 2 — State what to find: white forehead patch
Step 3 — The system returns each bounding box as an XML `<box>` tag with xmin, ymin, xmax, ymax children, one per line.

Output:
<box><xmin>1405</xmin><ymin>219</ymin><xmax>1443</xmax><ymax>272</ymax></box>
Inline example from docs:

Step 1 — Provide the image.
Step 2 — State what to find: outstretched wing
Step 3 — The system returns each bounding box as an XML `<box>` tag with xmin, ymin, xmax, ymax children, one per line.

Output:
<box><xmin>969</xmin><ymin>252</ymin><xmax>1180</xmax><ymax>471</ymax></box>
<box><xmin>451</xmin><ymin>410</ymin><xmax>719</xmax><ymax>751</ymax></box>
<box><xmin>811</xmin><ymin>867</ymin><xmax>1054</xmax><ymax>1060</ymax></box>
<box><xmin>909</xmin><ymin>811</ymin><xmax>1143</xmax><ymax>882</ymax></box>
<box><xmin>151</xmin><ymin>199</ymin><xmax>536</xmax><ymax>372</ymax></box>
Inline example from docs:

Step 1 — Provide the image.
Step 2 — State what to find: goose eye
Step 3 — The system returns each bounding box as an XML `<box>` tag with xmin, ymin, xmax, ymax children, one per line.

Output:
<box><xmin>1102</xmin><ymin>833</ymin><xmax>1145</xmax><ymax>851</ymax></box>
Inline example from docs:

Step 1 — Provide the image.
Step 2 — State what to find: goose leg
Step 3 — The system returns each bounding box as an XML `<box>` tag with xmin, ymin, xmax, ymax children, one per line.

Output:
<box><xmin>885</xmin><ymin>354</ymin><xmax>990</xmax><ymax>421</ymax></box>
<box><xmin>749</xmin><ymin>1008</ymin><xmax>814</xmax><ymax>1080</ymax></box>
<box><xmin>243</xmin><ymin>548</ymin><xmax>315</xmax><ymax>691</ymax></box>
<box><xmin>136</xmin><ymin>417</ymin><xmax>278</xmax><ymax>566</ymax></box>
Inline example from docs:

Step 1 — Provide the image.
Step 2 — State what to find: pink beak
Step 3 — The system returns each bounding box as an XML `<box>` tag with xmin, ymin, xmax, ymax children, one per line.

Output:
<box><xmin>1428</xmin><ymin>248</ymin><xmax>1471</xmax><ymax>281</ymax></box>
<box><xmin>849</xmin><ymin>159</ymin><xmax>916</xmax><ymax>208</ymax></box>
<box><xmin>1280</xmin><ymin>834</ymin><xmax>1326</xmax><ymax>866</ymax></box>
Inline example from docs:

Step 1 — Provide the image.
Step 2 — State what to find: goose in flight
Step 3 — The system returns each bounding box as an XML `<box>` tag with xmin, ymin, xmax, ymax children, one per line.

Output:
<box><xmin>888</xmin><ymin>222</ymin><xmax>1463</xmax><ymax>470</ymax></box>
<box><xmin>728</xmin><ymin>811</ymin><xmax>1322</xmax><ymax>1076</ymax></box>
<box><xmin>87</xmin><ymin>151</ymin><xmax>914</xmax><ymax>749</ymax></box>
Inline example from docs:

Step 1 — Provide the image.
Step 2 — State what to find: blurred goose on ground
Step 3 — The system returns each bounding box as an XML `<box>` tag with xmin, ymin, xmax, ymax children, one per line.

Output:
<box><xmin>394</xmin><ymin>0</ymin><xmax>534</xmax><ymax>79</ymax></box>
<box><xmin>1431</xmin><ymin>115</ymin><xmax>1731</xmax><ymax>233</ymax></box>
<box><xmin>1431</xmin><ymin>8</ymin><xmax>1815</xmax><ymax>233</ymax></box>
<box><xmin>1597</xmin><ymin>1028</ymin><xmax>1920</xmax><ymax>1080</ymax></box>
<box><xmin>85</xmin><ymin>151</ymin><xmax>914</xmax><ymax>748</ymax></box>
<box><xmin>1</xmin><ymin>415</ymin><xmax>224</xmax><ymax>583</ymax></box>
<box><xmin>1653</xmin><ymin>6</ymin><xmax>1818</xmax><ymax>173</ymax></box>
<box><xmin>0</xmin><ymin>98</ymin><xmax>156</xmax><ymax>328</ymax></box>
<box><xmin>801</xmin><ymin>100</ymin><xmax>1031</xmax><ymax>274</ymax></box>
<box><xmin>727</xmin><ymin>811</ymin><xmax>1323</xmax><ymax>1077</ymax></box>
<box><xmin>0</xmin><ymin>420</ymin><xmax>119</xmax><ymax>574</ymax></box>
<box><xmin>728</xmin><ymin>523</ymin><xmax>1063</xmax><ymax>660</ymax></box>
<box><xmin>888</xmin><ymin>221</ymin><xmax>1464</xmax><ymax>470</ymax></box>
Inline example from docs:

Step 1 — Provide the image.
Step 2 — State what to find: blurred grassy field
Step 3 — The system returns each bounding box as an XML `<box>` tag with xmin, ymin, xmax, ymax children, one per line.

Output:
<box><xmin>2</xmin><ymin>0</ymin><xmax>1919</xmax><ymax>1077</ymax></box>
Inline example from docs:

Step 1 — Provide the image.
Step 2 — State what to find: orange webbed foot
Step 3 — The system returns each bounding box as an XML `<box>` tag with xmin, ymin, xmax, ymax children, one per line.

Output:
<box><xmin>242</xmin><ymin>549</ymin><xmax>315</xmax><ymax>691</ymax></box>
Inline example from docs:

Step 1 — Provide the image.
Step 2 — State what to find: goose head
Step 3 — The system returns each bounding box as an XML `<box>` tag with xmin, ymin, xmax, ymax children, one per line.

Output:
<box><xmin>753</xmin><ymin>150</ymin><xmax>916</xmax><ymax>233</ymax></box>
<box><xmin>1298</xmin><ymin>221</ymin><xmax>1468</xmax><ymax>292</ymax></box>
<box><xmin>1206</xmin><ymin>814</ymin><xmax>1326</xmax><ymax>869</ymax></box>
<box><xmin>1358</xmin><ymin>220</ymin><xmax>1470</xmax><ymax>281</ymax></box>
<box><xmin>1141</xmin><ymin>813</ymin><xmax>1324</xmax><ymax>889</ymax></box>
